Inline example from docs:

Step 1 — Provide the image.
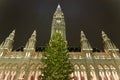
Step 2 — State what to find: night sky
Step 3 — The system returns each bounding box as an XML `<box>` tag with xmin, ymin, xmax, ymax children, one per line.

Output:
<box><xmin>0</xmin><ymin>0</ymin><xmax>120</xmax><ymax>51</ymax></box>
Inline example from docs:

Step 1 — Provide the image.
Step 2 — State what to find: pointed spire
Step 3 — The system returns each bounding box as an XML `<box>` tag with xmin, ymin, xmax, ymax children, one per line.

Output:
<box><xmin>1</xmin><ymin>30</ymin><xmax>15</xmax><ymax>51</ymax></box>
<box><xmin>31</xmin><ymin>30</ymin><xmax>36</xmax><ymax>40</ymax></box>
<box><xmin>81</xmin><ymin>31</ymin><xmax>87</xmax><ymax>41</ymax></box>
<box><xmin>24</xmin><ymin>30</ymin><xmax>36</xmax><ymax>52</ymax></box>
<box><xmin>102</xmin><ymin>30</ymin><xmax>107</xmax><ymax>37</ymax></box>
<box><xmin>11</xmin><ymin>30</ymin><xmax>15</xmax><ymax>34</ymax></box>
<box><xmin>102</xmin><ymin>30</ymin><xmax>105</xmax><ymax>35</ymax></box>
<box><xmin>81</xmin><ymin>31</ymin><xmax>84</xmax><ymax>36</ymax></box>
<box><xmin>9</xmin><ymin>30</ymin><xmax>15</xmax><ymax>40</ymax></box>
<box><xmin>56</xmin><ymin>4</ymin><xmax>62</xmax><ymax>12</ymax></box>
<box><xmin>80</xmin><ymin>31</ymin><xmax>92</xmax><ymax>53</ymax></box>
<box><xmin>32</xmin><ymin>30</ymin><xmax>36</xmax><ymax>36</ymax></box>
<box><xmin>54</xmin><ymin>4</ymin><xmax>63</xmax><ymax>16</ymax></box>
<box><xmin>51</xmin><ymin>4</ymin><xmax>66</xmax><ymax>41</ymax></box>
<box><xmin>102</xmin><ymin>31</ymin><xmax>110</xmax><ymax>41</ymax></box>
<box><xmin>0</xmin><ymin>41</ymin><xmax>4</xmax><ymax>48</ymax></box>
<box><xmin>102</xmin><ymin>31</ymin><xmax>119</xmax><ymax>53</ymax></box>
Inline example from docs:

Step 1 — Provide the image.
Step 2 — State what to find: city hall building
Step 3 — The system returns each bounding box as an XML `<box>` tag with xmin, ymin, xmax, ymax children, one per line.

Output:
<box><xmin>0</xmin><ymin>5</ymin><xmax>120</xmax><ymax>80</ymax></box>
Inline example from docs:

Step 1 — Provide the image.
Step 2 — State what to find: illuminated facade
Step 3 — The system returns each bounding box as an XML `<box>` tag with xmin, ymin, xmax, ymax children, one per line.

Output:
<box><xmin>0</xmin><ymin>4</ymin><xmax>120</xmax><ymax>80</ymax></box>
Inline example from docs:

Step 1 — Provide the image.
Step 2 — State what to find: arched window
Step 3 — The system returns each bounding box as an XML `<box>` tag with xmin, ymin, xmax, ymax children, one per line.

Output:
<box><xmin>12</xmin><ymin>63</ymin><xmax>18</xmax><ymax>70</ymax></box>
<box><xmin>5</xmin><ymin>63</ymin><xmax>12</xmax><ymax>69</ymax></box>
<box><xmin>36</xmin><ymin>63</ymin><xmax>41</xmax><ymax>70</ymax></box>
<box><xmin>98</xmin><ymin>65</ymin><xmax>106</xmax><ymax>80</ymax></box>
<box><xmin>30</xmin><ymin>63</ymin><xmax>35</xmax><ymax>70</ymax></box>
<box><xmin>69</xmin><ymin>64</ymin><xmax>80</xmax><ymax>80</ymax></box>
<box><xmin>28</xmin><ymin>63</ymin><xmax>36</xmax><ymax>80</ymax></box>
<box><xmin>80</xmin><ymin>65</ymin><xmax>87</xmax><ymax>80</ymax></box>
<box><xmin>110</xmin><ymin>65</ymin><xmax>119</xmax><ymax>80</ymax></box>
<box><xmin>0</xmin><ymin>63</ymin><xmax>5</xmax><ymax>80</ymax></box>
<box><xmin>3</xmin><ymin>70</ymin><xmax>10</xmax><ymax>80</ymax></box>
<box><xmin>71</xmin><ymin>64</ymin><xmax>88</xmax><ymax>80</ymax></box>
<box><xmin>18</xmin><ymin>63</ymin><xmax>27</xmax><ymax>80</ymax></box>
<box><xmin>0</xmin><ymin>63</ymin><xmax>5</xmax><ymax>69</ymax></box>
<box><xmin>104</xmin><ymin>65</ymin><xmax>113</xmax><ymax>80</ymax></box>
<box><xmin>21</xmin><ymin>63</ymin><xmax>27</xmax><ymax>70</ymax></box>
<box><xmin>89</xmin><ymin>65</ymin><xmax>97</xmax><ymax>80</ymax></box>
<box><xmin>28</xmin><ymin>70</ymin><xmax>35</xmax><ymax>80</ymax></box>
<box><xmin>3</xmin><ymin>63</ymin><xmax>12</xmax><ymax>80</ymax></box>
<box><xmin>10</xmin><ymin>63</ymin><xmax>18</xmax><ymax>80</ymax></box>
<box><xmin>35</xmin><ymin>64</ymin><xmax>42</xmax><ymax>80</ymax></box>
<box><xmin>18</xmin><ymin>70</ymin><xmax>25</xmax><ymax>80</ymax></box>
<box><xmin>73</xmin><ymin>64</ymin><xmax>80</xmax><ymax>80</ymax></box>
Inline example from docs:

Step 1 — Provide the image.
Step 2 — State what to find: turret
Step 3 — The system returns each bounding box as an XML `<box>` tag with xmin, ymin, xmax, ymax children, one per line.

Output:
<box><xmin>80</xmin><ymin>31</ymin><xmax>92</xmax><ymax>58</ymax></box>
<box><xmin>51</xmin><ymin>4</ymin><xmax>66</xmax><ymax>41</ymax></box>
<box><xmin>24</xmin><ymin>30</ymin><xmax>36</xmax><ymax>57</ymax></box>
<box><xmin>102</xmin><ymin>31</ymin><xmax>119</xmax><ymax>53</ymax></box>
<box><xmin>0</xmin><ymin>30</ymin><xmax>15</xmax><ymax>52</ymax></box>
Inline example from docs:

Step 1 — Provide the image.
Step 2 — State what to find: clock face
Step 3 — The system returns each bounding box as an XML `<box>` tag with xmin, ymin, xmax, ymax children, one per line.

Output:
<box><xmin>56</xmin><ymin>19</ymin><xmax>61</xmax><ymax>23</ymax></box>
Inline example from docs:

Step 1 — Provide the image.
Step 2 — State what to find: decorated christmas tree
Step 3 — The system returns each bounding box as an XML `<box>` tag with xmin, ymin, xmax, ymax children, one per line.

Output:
<box><xmin>41</xmin><ymin>33</ymin><xmax>73</xmax><ymax>80</ymax></box>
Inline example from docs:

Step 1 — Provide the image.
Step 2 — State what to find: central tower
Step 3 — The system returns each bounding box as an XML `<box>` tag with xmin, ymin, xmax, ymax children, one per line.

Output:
<box><xmin>51</xmin><ymin>4</ymin><xmax>66</xmax><ymax>41</ymax></box>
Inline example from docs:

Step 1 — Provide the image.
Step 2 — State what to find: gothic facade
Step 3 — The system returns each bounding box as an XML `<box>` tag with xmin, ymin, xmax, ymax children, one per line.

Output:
<box><xmin>0</xmin><ymin>5</ymin><xmax>120</xmax><ymax>80</ymax></box>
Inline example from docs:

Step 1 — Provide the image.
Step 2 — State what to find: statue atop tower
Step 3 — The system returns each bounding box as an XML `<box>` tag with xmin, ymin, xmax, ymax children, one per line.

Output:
<box><xmin>51</xmin><ymin>4</ymin><xmax>66</xmax><ymax>41</ymax></box>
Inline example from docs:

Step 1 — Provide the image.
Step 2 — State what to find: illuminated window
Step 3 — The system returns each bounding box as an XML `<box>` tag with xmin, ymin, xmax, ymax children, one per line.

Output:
<box><xmin>80</xmin><ymin>65</ymin><xmax>88</xmax><ymax>80</ymax></box>
<box><xmin>110</xmin><ymin>65</ymin><xmax>119</xmax><ymax>80</ymax></box>
<box><xmin>104</xmin><ymin>65</ymin><xmax>112</xmax><ymax>80</ymax></box>
<box><xmin>56</xmin><ymin>19</ymin><xmax>61</xmax><ymax>23</ymax></box>
<box><xmin>73</xmin><ymin>64</ymin><xmax>80</xmax><ymax>80</ymax></box>
<box><xmin>89</xmin><ymin>65</ymin><xmax>97</xmax><ymax>80</ymax></box>
<box><xmin>98</xmin><ymin>65</ymin><xmax>107</xmax><ymax>80</ymax></box>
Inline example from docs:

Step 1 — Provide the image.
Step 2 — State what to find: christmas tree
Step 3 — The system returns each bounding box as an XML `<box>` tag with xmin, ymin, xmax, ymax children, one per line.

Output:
<box><xmin>41</xmin><ymin>33</ymin><xmax>73</xmax><ymax>80</ymax></box>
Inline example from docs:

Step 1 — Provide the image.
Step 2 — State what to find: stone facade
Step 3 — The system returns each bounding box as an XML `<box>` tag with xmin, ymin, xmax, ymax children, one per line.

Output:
<box><xmin>0</xmin><ymin>4</ymin><xmax>120</xmax><ymax>80</ymax></box>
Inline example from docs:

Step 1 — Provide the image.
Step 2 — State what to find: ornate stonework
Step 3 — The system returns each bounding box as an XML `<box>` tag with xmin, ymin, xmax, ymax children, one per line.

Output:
<box><xmin>0</xmin><ymin>4</ymin><xmax>120</xmax><ymax>80</ymax></box>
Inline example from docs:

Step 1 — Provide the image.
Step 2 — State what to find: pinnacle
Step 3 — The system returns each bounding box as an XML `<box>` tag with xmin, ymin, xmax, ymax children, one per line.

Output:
<box><xmin>32</xmin><ymin>30</ymin><xmax>36</xmax><ymax>35</ymax></box>
<box><xmin>102</xmin><ymin>31</ymin><xmax>105</xmax><ymax>35</ymax></box>
<box><xmin>57</xmin><ymin>4</ymin><xmax>61</xmax><ymax>9</ymax></box>
<box><xmin>56</xmin><ymin>4</ymin><xmax>62</xmax><ymax>13</ymax></box>
<box><xmin>12</xmin><ymin>30</ymin><xmax>15</xmax><ymax>34</ymax></box>
<box><xmin>81</xmin><ymin>31</ymin><xmax>85</xmax><ymax>36</ymax></box>
<box><xmin>81</xmin><ymin>31</ymin><xmax>84</xmax><ymax>34</ymax></box>
<box><xmin>9</xmin><ymin>30</ymin><xmax>15</xmax><ymax>37</ymax></box>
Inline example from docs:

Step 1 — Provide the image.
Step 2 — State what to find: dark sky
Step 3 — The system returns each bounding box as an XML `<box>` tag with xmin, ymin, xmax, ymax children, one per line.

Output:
<box><xmin>0</xmin><ymin>0</ymin><xmax>120</xmax><ymax>51</ymax></box>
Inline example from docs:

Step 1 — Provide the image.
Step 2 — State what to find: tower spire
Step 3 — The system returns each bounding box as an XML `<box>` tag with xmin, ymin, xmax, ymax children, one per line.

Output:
<box><xmin>102</xmin><ymin>31</ymin><xmax>119</xmax><ymax>53</ymax></box>
<box><xmin>80</xmin><ymin>31</ymin><xmax>92</xmax><ymax>57</ymax></box>
<box><xmin>24</xmin><ymin>30</ymin><xmax>36</xmax><ymax>52</ymax></box>
<box><xmin>0</xmin><ymin>30</ymin><xmax>15</xmax><ymax>52</ymax></box>
<box><xmin>55</xmin><ymin>4</ymin><xmax>62</xmax><ymax>13</ymax></box>
<box><xmin>51</xmin><ymin>4</ymin><xmax>66</xmax><ymax>41</ymax></box>
<box><xmin>24</xmin><ymin>30</ymin><xmax>36</xmax><ymax>57</ymax></box>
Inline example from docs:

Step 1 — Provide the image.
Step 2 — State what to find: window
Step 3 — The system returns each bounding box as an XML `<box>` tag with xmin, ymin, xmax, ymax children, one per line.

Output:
<box><xmin>56</xmin><ymin>19</ymin><xmax>61</xmax><ymax>23</ymax></box>
<box><xmin>89</xmin><ymin>65</ymin><xmax>97</xmax><ymax>80</ymax></box>
<box><xmin>73</xmin><ymin>64</ymin><xmax>81</xmax><ymax>80</ymax></box>
<box><xmin>80</xmin><ymin>65</ymin><xmax>88</xmax><ymax>80</ymax></box>
<box><xmin>110</xmin><ymin>65</ymin><xmax>119</xmax><ymax>80</ymax></box>
<box><xmin>104</xmin><ymin>65</ymin><xmax>112</xmax><ymax>80</ymax></box>
<box><xmin>98</xmin><ymin>65</ymin><xmax>107</xmax><ymax>80</ymax></box>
